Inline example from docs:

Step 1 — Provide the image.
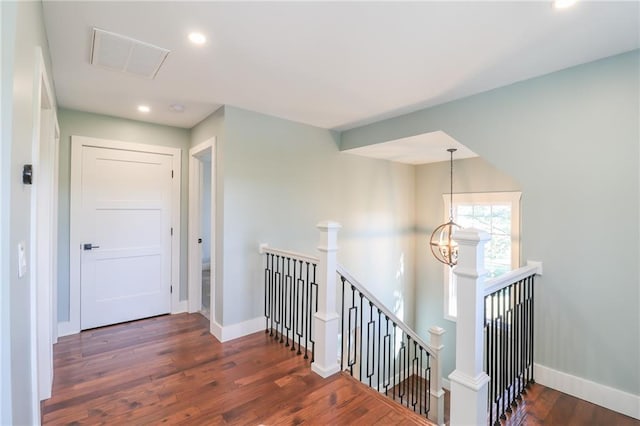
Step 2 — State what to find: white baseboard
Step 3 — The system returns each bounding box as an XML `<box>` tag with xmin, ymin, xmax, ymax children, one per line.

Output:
<box><xmin>172</xmin><ymin>300</ymin><xmax>188</xmax><ymax>314</ymax></box>
<box><xmin>210</xmin><ymin>316</ymin><xmax>264</xmax><ymax>343</ymax></box>
<box><xmin>442</xmin><ymin>378</ymin><xmax>451</xmax><ymax>391</ymax></box>
<box><xmin>534</xmin><ymin>363</ymin><xmax>640</xmax><ymax>420</ymax></box>
<box><xmin>57</xmin><ymin>321</ymin><xmax>78</xmax><ymax>338</ymax></box>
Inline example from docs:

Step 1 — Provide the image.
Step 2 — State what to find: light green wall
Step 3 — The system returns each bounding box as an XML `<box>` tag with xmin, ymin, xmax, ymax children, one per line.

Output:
<box><xmin>0</xmin><ymin>2</ymin><xmax>17</xmax><ymax>423</ymax></box>
<box><xmin>56</xmin><ymin>108</ymin><xmax>191</xmax><ymax>319</ymax></box>
<box><xmin>416</xmin><ymin>157</ymin><xmax>521</xmax><ymax>381</ymax></box>
<box><xmin>5</xmin><ymin>1</ymin><xmax>56</xmax><ymax>423</ymax></box>
<box><xmin>194</xmin><ymin>106</ymin><xmax>416</xmax><ymax>327</ymax></box>
<box><xmin>343</xmin><ymin>50</ymin><xmax>640</xmax><ymax>395</ymax></box>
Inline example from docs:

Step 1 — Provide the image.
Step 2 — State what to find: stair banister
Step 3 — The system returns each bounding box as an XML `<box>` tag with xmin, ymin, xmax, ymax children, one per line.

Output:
<box><xmin>337</xmin><ymin>265</ymin><xmax>437</xmax><ymax>358</ymax></box>
<box><xmin>311</xmin><ymin>221</ymin><xmax>342</xmax><ymax>378</ymax></box>
<box><xmin>449</xmin><ymin>228</ymin><xmax>491</xmax><ymax>426</ymax></box>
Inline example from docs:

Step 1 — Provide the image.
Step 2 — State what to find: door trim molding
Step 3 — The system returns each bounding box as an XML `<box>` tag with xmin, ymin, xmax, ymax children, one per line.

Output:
<box><xmin>188</xmin><ymin>138</ymin><xmax>216</xmax><ymax>325</ymax></box>
<box><xmin>66</xmin><ymin>136</ymin><xmax>182</xmax><ymax>336</ymax></box>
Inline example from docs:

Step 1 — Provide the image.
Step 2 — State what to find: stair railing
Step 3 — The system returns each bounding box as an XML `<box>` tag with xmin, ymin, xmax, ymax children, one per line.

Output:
<box><xmin>484</xmin><ymin>263</ymin><xmax>538</xmax><ymax>425</ymax></box>
<box><xmin>338</xmin><ymin>265</ymin><xmax>445</xmax><ymax>423</ymax></box>
<box><xmin>260</xmin><ymin>221</ymin><xmax>445</xmax><ymax>425</ymax></box>
<box><xmin>260</xmin><ymin>244</ymin><xmax>318</xmax><ymax>361</ymax></box>
<box><xmin>448</xmin><ymin>228</ymin><xmax>542</xmax><ymax>426</ymax></box>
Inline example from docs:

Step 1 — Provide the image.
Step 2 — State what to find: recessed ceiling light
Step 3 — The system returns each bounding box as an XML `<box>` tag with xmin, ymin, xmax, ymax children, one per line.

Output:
<box><xmin>553</xmin><ymin>0</ymin><xmax>578</xmax><ymax>9</ymax></box>
<box><xmin>137</xmin><ymin>105</ymin><xmax>150</xmax><ymax>113</ymax></box>
<box><xmin>188</xmin><ymin>32</ymin><xmax>206</xmax><ymax>45</ymax></box>
<box><xmin>169</xmin><ymin>103</ymin><xmax>185</xmax><ymax>113</ymax></box>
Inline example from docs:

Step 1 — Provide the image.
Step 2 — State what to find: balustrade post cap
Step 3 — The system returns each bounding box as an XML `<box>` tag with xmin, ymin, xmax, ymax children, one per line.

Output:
<box><xmin>316</xmin><ymin>221</ymin><xmax>342</xmax><ymax>230</ymax></box>
<box><xmin>452</xmin><ymin>228</ymin><xmax>490</xmax><ymax>243</ymax></box>
<box><xmin>428</xmin><ymin>326</ymin><xmax>446</xmax><ymax>336</ymax></box>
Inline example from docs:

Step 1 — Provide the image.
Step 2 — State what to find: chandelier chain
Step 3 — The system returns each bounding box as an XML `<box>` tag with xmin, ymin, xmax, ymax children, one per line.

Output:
<box><xmin>448</xmin><ymin>148</ymin><xmax>456</xmax><ymax>221</ymax></box>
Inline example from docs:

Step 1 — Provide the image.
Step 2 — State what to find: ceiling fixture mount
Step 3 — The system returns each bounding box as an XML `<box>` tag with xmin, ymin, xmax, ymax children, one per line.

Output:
<box><xmin>188</xmin><ymin>32</ymin><xmax>206</xmax><ymax>45</ymax></box>
<box><xmin>137</xmin><ymin>105</ymin><xmax>150</xmax><ymax>113</ymax></box>
<box><xmin>430</xmin><ymin>148</ymin><xmax>461</xmax><ymax>267</ymax></box>
<box><xmin>553</xmin><ymin>0</ymin><xmax>578</xmax><ymax>9</ymax></box>
<box><xmin>169</xmin><ymin>103</ymin><xmax>185</xmax><ymax>113</ymax></box>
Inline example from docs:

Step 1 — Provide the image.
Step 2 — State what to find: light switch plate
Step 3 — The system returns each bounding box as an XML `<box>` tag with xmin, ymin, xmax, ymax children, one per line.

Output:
<box><xmin>18</xmin><ymin>242</ymin><xmax>27</xmax><ymax>278</ymax></box>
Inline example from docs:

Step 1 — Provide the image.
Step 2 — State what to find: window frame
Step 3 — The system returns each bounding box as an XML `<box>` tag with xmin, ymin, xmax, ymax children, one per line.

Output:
<box><xmin>442</xmin><ymin>191</ymin><xmax>522</xmax><ymax>322</ymax></box>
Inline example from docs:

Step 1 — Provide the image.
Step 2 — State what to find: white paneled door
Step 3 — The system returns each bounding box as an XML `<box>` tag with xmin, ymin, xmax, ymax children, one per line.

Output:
<box><xmin>79</xmin><ymin>146</ymin><xmax>172</xmax><ymax>330</ymax></box>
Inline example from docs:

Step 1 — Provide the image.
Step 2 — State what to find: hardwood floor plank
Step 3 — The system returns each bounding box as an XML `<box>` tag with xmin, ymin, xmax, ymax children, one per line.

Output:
<box><xmin>43</xmin><ymin>314</ymin><xmax>639</xmax><ymax>426</ymax></box>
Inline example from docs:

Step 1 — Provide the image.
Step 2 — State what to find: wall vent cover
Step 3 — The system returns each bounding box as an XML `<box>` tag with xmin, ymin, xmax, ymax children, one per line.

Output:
<box><xmin>90</xmin><ymin>28</ymin><xmax>170</xmax><ymax>79</ymax></box>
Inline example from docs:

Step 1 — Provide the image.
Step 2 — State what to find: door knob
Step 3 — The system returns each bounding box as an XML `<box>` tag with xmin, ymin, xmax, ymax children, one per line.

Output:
<box><xmin>197</xmin><ymin>238</ymin><xmax>202</xmax><ymax>244</ymax></box>
<box><xmin>83</xmin><ymin>243</ymin><xmax>100</xmax><ymax>250</ymax></box>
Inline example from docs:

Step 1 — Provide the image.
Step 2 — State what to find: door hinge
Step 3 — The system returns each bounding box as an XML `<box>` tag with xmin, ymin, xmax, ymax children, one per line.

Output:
<box><xmin>170</xmin><ymin>227</ymin><xmax>173</xmax><ymax>236</ymax></box>
<box><xmin>171</xmin><ymin>170</ymin><xmax>174</xmax><ymax>178</ymax></box>
<box><xmin>170</xmin><ymin>285</ymin><xmax>173</xmax><ymax>294</ymax></box>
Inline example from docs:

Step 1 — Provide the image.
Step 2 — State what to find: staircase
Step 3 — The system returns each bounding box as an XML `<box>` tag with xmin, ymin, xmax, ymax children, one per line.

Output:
<box><xmin>260</xmin><ymin>222</ymin><xmax>540</xmax><ymax>426</ymax></box>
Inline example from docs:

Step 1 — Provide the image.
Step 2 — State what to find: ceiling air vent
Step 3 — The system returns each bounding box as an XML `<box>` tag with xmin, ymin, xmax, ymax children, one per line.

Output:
<box><xmin>90</xmin><ymin>28</ymin><xmax>170</xmax><ymax>79</ymax></box>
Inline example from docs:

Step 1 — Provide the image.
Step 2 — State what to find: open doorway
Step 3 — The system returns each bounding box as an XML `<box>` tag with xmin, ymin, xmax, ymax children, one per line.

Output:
<box><xmin>188</xmin><ymin>138</ymin><xmax>215</xmax><ymax>329</ymax></box>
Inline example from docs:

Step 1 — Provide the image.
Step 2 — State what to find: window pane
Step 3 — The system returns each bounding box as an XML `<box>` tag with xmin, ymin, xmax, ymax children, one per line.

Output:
<box><xmin>491</xmin><ymin>205</ymin><xmax>511</xmax><ymax>235</ymax></box>
<box><xmin>457</xmin><ymin>205</ymin><xmax>473</xmax><ymax>216</ymax></box>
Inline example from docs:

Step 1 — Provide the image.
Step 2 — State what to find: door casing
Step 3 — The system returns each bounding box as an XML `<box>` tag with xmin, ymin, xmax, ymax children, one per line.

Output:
<box><xmin>188</xmin><ymin>138</ymin><xmax>216</xmax><ymax>333</ymax></box>
<box><xmin>66</xmin><ymin>136</ymin><xmax>183</xmax><ymax>337</ymax></box>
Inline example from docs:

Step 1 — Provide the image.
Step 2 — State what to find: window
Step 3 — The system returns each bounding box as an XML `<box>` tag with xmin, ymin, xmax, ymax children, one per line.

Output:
<box><xmin>443</xmin><ymin>192</ymin><xmax>521</xmax><ymax>321</ymax></box>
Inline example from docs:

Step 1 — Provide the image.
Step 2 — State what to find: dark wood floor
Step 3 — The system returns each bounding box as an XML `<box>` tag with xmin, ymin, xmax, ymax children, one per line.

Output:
<box><xmin>500</xmin><ymin>382</ymin><xmax>639</xmax><ymax>426</ymax></box>
<box><xmin>42</xmin><ymin>313</ymin><xmax>432</xmax><ymax>425</ymax></box>
<box><xmin>42</xmin><ymin>313</ymin><xmax>639</xmax><ymax>426</ymax></box>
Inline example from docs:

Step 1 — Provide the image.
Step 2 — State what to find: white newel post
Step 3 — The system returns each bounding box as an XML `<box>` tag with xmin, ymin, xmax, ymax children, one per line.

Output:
<box><xmin>311</xmin><ymin>221</ymin><xmax>342</xmax><ymax>378</ymax></box>
<box><xmin>429</xmin><ymin>326</ymin><xmax>446</xmax><ymax>426</ymax></box>
<box><xmin>449</xmin><ymin>228</ymin><xmax>490</xmax><ymax>426</ymax></box>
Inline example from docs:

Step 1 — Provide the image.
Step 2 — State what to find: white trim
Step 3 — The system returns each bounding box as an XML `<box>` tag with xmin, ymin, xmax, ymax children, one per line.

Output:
<box><xmin>31</xmin><ymin>47</ymin><xmax>58</xmax><ymax>407</ymax></box>
<box><xmin>188</xmin><ymin>138</ymin><xmax>216</xmax><ymax>320</ymax></box>
<box><xmin>535</xmin><ymin>363</ymin><xmax>640</xmax><ymax>420</ymax></box>
<box><xmin>442</xmin><ymin>378</ymin><xmax>451</xmax><ymax>391</ymax></box>
<box><xmin>483</xmin><ymin>261</ymin><xmax>542</xmax><ymax>296</ymax></box>
<box><xmin>56</xmin><ymin>321</ymin><xmax>76</xmax><ymax>338</ymax></box>
<box><xmin>68</xmin><ymin>136</ymin><xmax>181</xmax><ymax>335</ymax></box>
<box><xmin>210</xmin><ymin>317</ymin><xmax>264</xmax><ymax>343</ymax></box>
<box><xmin>443</xmin><ymin>191</ymin><xmax>522</xmax><ymax>321</ymax></box>
<box><xmin>259</xmin><ymin>243</ymin><xmax>320</xmax><ymax>265</ymax></box>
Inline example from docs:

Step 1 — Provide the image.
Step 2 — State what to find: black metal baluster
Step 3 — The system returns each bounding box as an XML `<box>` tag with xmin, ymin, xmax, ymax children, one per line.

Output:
<box><xmin>302</xmin><ymin>262</ymin><xmax>309</xmax><ymax>359</ymax></box>
<box><xmin>348</xmin><ymin>285</ymin><xmax>357</xmax><ymax>375</ymax></box>
<box><xmin>383</xmin><ymin>316</ymin><xmax>390</xmax><ymax>396</ymax></box>
<box><xmin>484</xmin><ymin>295</ymin><xmax>494</xmax><ymax>425</ymax></box>
<box><xmin>392</xmin><ymin>323</ymin><xmax>397</xmax><ymax>401</ymax></box>
<box><xmin>340</xmin><ymin>276</ymin><xmax>346</xmax><ymax>370</ymax></box>
<box><xmin>285</xmin><ymin>258</ymin><xmax>291</xmax><ymax>347</ymax></box>
<box><xmin>412</xmin><ymin>340</ymin><xmax>418</xmax><ymax>412</ymax></box>
<box><xmin>529</xmin><ymin>275</ymin><xmax>535</xmax><ymax>383</ymax></box>
<box><xmin>273</xmin><ymin>255</ymin><xmax>282</xmax><ymax>340</ymax></box>
<box><xmin>500</xmin><ymin>286</ymin><xmax>506</xmax><ymax>421</ymax></box>
<box><xmin>310</xmin><ymin>264</ymin><xmax>317</xmax><ymax>362</ymax></box>
<box><xmin>359</xmin><ymin>292</ymin><xmax>364</xmax><ymax>381</ymax></box>
<box><xmin>376</xmin><ymin>308</ymin><xmax>381</xmax><ymax>392</ymax></box>
<box><xmin>366</xmin><ymin>301</ymin><xmax>374</xmax><ymax>387</ymax></box>
<box><xmin>292</xmin><ymin>259</ymin><xmax>298</xmax><ymax>352</ymax></box>
<box><xmin>405</xmin><ymin>335</ymin><xmax>410</xmax><ymax>408</ymax></box>
<box><xmin>398</xmin><ymin>338</ymin><xmax>405</xmax><ymax>404</ymax></box>
<box><xmin>264</xmin><ymin>254</ymin><xmax>270</xmax><ymax>333</ymax></box>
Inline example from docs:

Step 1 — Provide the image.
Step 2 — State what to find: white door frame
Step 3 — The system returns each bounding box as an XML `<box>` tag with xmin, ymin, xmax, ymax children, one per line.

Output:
<box><xmin>67</xmin><ymin>136</ymin><xmax>182</xmax><ymax>336</ymax></box>
<box><xmin>188</xmin><ymin>138</ymin><xmax>216</xmax><ymax>328</ymax></box>
<box><xmin>30</xmin><ymin>47</ymin><xmax>59</xmax><ymax>407</ymax></box>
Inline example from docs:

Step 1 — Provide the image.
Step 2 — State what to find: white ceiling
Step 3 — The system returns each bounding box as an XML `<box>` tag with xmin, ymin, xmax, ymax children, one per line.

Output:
<box><xmin>42</xmin><ymin>1</ymin><xmax>639</xmax><ymax>130</ymax></box>
<box><xmin>343</xmin><ymin>131</ymin><xmax>477</xmax><ymax>165</ymax></box>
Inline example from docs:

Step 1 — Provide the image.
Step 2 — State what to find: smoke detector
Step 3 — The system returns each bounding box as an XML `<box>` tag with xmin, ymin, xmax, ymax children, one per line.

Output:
<box><xmin>90</xmin><ymin>28</ymin><xmax>170</xmax><ymax>79</ymax></box>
